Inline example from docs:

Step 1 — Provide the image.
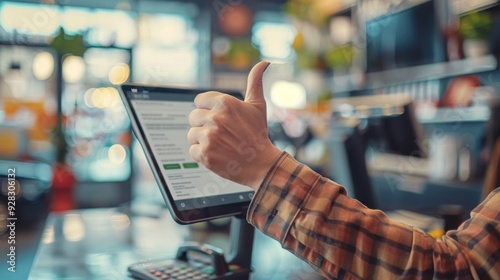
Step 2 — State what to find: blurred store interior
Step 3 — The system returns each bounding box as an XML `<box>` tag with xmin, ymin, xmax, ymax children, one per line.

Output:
<box><xmin>0</xmin><ymin>0</ymin><xmax>500</xmax><ymax>279</ymax></box>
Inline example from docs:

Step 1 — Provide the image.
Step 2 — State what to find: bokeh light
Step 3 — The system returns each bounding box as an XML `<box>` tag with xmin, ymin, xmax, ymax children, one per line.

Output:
<box><xmin>0</xmin><ymin>2</ymin><xmax>59</xmax><ymax>36</ymax></box>
<box><xmin>108</xmin><ymin>144</ymin><xmax>127</xmax><ymax>165</ymax></box>
<box><xmin>108</xmin><ymin>63</ymin><xmax>130</xmax><ymax>85</ymax></box>
<box><xmin>63</xmin><ymin>214</ymin><xmax>85</xmax><ymax>242</ymax></box>
<box><xmin>212</xmin><ymin>36</ymin><xmax>231</xmax><ymax>56</ymax></box>
<box><xmin>62</xmin><ymin>55</ymin><xmax>86</xmax><ymax>83</ymax></box>
<box><xmin>83</xmin><ymin>88</ymin><xmax>96</xmax><ymax>108</ymax></box>
<box><xmin>270</xmin><ymin>81</ymin><xmax>307</xmax><ymax>109</ymax></box>
<box><xmin>32</xmin><ymin>51</ymin><xmax>54</xmax><ymax>80</ymax></box>
<box><xmin>90</xmin><ymin>87</ymin><xmax>119</xmax><ymax>108</ymax></box>
<box><xmin>252</xmin><ymin>22</ymin><xmax>296</xmax><ymax>60</ymax></box>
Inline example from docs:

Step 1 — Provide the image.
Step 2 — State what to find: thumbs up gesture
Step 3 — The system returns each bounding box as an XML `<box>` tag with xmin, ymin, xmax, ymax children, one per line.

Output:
<box><xmin>188</xmin><ymin>62</ymin><xmax>281</xmax><ymax>190</ymax></box>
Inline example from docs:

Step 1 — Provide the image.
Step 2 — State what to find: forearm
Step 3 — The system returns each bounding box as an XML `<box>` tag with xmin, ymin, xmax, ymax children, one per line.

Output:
<box><xmin>247</xmin><ymin>152</ymin><xmax>498</xmax><ymax>279</ymax></box>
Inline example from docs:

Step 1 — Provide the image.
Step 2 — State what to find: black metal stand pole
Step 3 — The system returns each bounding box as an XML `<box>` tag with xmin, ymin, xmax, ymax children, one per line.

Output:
<box><xmin>226</xmin><ymin>214</ymin><xmax>255</xmax><ymax>280</ymax></box>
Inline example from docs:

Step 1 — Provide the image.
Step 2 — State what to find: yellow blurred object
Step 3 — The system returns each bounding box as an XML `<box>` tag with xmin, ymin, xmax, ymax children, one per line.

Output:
<box><xmin>231</xmin><ymin>52</ymin><xmax>252</xmax><ymax>70</ymax></box>
<box><xmin>286</xmin><ymin>0</ymin><xmax>344</xmax><ymax>26</ymax></box>
<box><xmin>302</xmin><ymin>99</ymin><xmax>332</xmax><ymax>115</ymax></box>
<box><xmin>292</xmin><ymin>33</ymin><xmax>304</xmax><ymax>51</ymax></box>
<box><xmin>0</xmin><ymin>130</ymin><xmax>19</xmax><ymax>158</ymax></box>
<box><xmin>428</xmin><ymin>228</ymin><xmax>445</xmax><ymax>239</ymax></box>
<box><xmin>3</xmin><ymin>98</ymin><xmax>53</xmax><ymax>141</ymax></box>
<box><xmin>0</xmin><ymin>125</ymin><xmax>28</xmax><ymax>159</ymax></box>
<box><xmin>313</xmin><ymin>0</ymin><xmax>344</xmax><ymax>18</ymax></box>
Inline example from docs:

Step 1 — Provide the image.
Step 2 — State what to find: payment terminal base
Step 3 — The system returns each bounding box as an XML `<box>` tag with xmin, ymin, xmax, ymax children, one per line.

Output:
<box><xmin>128</xmin><ymin>215</ymin><xmax>255</xmax><ymax>280</ymax></box>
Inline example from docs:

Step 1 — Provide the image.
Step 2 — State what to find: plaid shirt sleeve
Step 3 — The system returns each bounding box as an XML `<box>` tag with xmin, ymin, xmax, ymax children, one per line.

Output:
<box><xmin>247</xmin><ymin>152</ymin><xmax>500</xmax><ymax>280</ymax></box>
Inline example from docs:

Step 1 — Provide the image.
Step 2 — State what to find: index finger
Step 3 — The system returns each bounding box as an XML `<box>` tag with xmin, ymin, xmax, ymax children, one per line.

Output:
<box><xmin>194</xmin><ymin>91</ymin><xmax>223</xmax><ymax>109</ymax></box>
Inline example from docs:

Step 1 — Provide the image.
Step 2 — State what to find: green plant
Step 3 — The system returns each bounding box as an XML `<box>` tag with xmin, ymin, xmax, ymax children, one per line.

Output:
<box><xmin>460</xmin><ymin>10</ymin><xmax>493</xmax><ymax>40</ymax></box>
<box><xmin>50</xmin><ymin>28</ymin><xmax>87</xmax><ymax>164</ymax></box>
<box><xmin>323</xmin><ymin>44</ymin><xmax>355</xmax><ymax>70</ymax></box>
<box><xmin>50</xmin><ymin>27</ymin><xmax>87</xmax><ymax>56</ymax></box>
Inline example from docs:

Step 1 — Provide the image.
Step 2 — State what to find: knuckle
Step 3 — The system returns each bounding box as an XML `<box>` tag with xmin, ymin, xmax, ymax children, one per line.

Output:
<box><xmin>205</xmin><ymin>128</ymin><xmax>218</xmax><ymax>142</ymax></box>
<box><xmin>211</xmin><ymin>113</ymin><xmax>226</xmax><ymax>126</ymax></box>
<box><xmin>218</xmin><ymin>95</ymin><xmax>234</xmax><ymax>108</ymax></box>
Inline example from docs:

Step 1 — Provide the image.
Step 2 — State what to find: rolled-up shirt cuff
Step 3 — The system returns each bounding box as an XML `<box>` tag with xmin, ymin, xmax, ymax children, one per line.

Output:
<box><xmin>246</xmin><ymin>151</ymin><xmax>322</xmax><ymax>243</ymax></box>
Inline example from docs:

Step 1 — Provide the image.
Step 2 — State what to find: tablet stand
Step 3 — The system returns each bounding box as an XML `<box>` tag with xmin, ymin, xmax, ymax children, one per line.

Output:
<box><xmin>227</xmin><ymin>214</ymin><xmax>255</xmax><ymax>279</ymax></box>
<box><xmin>127</xmin><ymin>213</ymin><xmax>256</xmax><ymax>280</ymax></box>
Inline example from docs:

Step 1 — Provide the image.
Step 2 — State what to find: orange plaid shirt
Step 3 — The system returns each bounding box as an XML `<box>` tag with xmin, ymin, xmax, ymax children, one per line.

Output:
<box><xmin>247</xmin><ymin>152</ymin><xmax>500</xmax><ymax>279</ymax></box>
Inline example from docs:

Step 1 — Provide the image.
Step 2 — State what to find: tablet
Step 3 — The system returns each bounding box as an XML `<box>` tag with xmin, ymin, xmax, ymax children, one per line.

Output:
<box><xmin>119</xmin><ymin>85</ymin><xmax>254</xmax><ymax>224</ymax></box>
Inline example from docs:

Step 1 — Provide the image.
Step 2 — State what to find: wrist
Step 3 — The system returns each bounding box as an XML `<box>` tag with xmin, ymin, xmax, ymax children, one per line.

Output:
<box><xmin>248</xmin><ymin>145</ymin><xmax>282</xmax><ymax>191</ymax></box>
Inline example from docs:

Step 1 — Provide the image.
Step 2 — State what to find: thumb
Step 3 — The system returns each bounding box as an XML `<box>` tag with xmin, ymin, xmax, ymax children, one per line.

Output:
<box><xmin>245</xmin><ymin>61</ymin><xmax>270</xmax><ymax>106</ymax></box>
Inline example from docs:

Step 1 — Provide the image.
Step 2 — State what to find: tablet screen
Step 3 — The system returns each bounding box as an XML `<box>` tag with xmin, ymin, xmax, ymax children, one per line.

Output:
<box><xmin>123</xmin><ymin>86</ymin><xmax>254</xmax><ymax>215</ymax></box>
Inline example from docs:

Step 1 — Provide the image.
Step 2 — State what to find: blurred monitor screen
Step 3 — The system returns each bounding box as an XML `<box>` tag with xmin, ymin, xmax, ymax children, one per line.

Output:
<box><xmin>331</xmin><ymin>94</ymin><xmax>427</xmax><ymax>158</ymax></box>
<box><xmin>365</xmin><ymin>104</ymin><xmax>426</xmax><ymax>158</ymax></box>
<box><xmin>365</xmin><ymin>0</ymin><xmax>446</xmax><ymax>73</ymax></box>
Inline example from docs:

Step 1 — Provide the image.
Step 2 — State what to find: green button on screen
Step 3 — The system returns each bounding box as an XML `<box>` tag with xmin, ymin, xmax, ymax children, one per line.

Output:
<box><xmin>163</xmin><ymin>164</ymin><xmax>181</xmax><ymax>170</ymax></box>
<box><xmin>182</xmin><ymin>162</ymin><xmax>199</xmax><ymax>168</ymax></box>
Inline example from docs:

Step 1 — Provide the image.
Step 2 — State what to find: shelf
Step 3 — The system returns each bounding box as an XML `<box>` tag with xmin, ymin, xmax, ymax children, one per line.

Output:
<box><xmin>330</xmin><ymin>55</ymin><xmax>498</xmax><ymax>93</ymax></box>
<box><xmin>416</xmin><ymin>106</ymin><xmax>491</xmax><ymax>124</ymax></box>
<box><xmin>330</xmin><ymin>94</ymin><xmax>491</xmax><ymax>123</ymax></box>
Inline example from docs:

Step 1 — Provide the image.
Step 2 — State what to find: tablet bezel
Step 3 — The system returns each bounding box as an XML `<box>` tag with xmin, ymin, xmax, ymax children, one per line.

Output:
<box><xmin>119</xmin><ymin>84</ymin><xmax>252</xmax><ymax>224</ymax></box>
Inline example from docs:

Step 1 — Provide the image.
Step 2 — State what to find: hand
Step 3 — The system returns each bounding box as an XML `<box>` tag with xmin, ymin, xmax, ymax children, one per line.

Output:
<box><xmin>187</xmin><ymin>62</ymin><xmax>282</xmax><ymax>191</ymax></box>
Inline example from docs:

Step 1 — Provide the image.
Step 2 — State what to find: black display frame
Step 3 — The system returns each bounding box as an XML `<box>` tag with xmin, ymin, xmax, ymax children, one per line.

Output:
<box><xmin>119</xmin><ymin>84</ymin><xmax>253</xmax><ymax>224</ymax></box>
